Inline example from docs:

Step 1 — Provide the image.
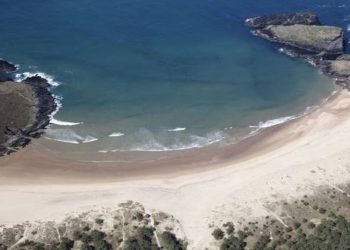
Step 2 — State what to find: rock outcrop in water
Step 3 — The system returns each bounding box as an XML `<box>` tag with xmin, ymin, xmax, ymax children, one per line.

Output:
<box><xmin>246</xmin><ymin>12</ymin><xmax>350</xmax><ymax>88</ymax></box>
<box><xmin>246</xmin><ymin>12</ymin><xmax>321</xmax><ymax>28</ymax></box>
<box><xmin>0</xmin><ymin>60</ymin><xmax>57</xmax><ymax>156</ymax></box>
<box><xmin>258</xmin><ymin>25</ymin><xmax>343</xmax><ymax>55</ymax></box>
<box><xmin>0</xmin><ymin>59</ymin><xmax>17</xmax><ymax>73</ymax></box>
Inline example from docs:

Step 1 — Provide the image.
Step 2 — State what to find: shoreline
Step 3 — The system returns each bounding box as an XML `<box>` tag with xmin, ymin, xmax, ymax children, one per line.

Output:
<box><xmin>1</xmin><ymin>89</ymin><xmax>350</xmax><ymax>248</ymax></box>
<box><xmin>0</xmin><ymin>88</ymin><xmax>344</xmax><ymax>185</ymax></box>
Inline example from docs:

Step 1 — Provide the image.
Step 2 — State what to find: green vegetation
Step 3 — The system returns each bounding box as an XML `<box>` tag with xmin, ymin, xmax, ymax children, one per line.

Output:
<box><xmin>214</xmin><ymin>215</ymin><xmax>350</xmax><ymax>250</ymax></box>
<box><xmin>212</xmin><ymin>228</ymin><xmax>225</xmax><ymax>240</ymax></box>
<box><xmin>159</xmin><ymin>231</ymin><xmax>187</xmax><ymax>250</ymax></box>
<box><xmin>220</xmin><ymin>235</ymin><xmax>246</xmax><ymax>250</ymax></box>
<box><xmin>124</xmin><ymin>227</ymin><xmax>158</xmax><ymax>250</ymax></box>
<box><xmin>11</xmin><ymin>226</ymin><xmax>186</xmax><ymax>250</ymax></box>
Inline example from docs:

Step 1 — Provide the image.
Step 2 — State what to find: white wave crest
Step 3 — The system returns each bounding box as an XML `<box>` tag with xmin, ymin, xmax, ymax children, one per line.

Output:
<box><xmin>15</xmin><ymin>72</ymin><xmax>61</xmax><ymax>87</ymax></box>
<box><xmin>168</xmin><ymin>127</ymin><xmax>186</xmax><ymax>132</ymax></box>
<box><xmin>249</xmin><ymin>115</ymin><xmax>297</xmax><ymax>130</ymax></box>
<box><xmin>109</xmin><ymin>130</ymin><xmax>226</xmax><ymax>152</ymax></box>
<box><xmin>45</xmin><ymin>128</ymin><xmax>98</xmax><ymax>144</ymax></box>
<box><xmin>318</xmin><ymin>4</ymin><xmax>347</xmax><ymax>8</ymax></box>
<box><xmin>51</xmin><ymin>118</ymin><xmax>82</xmax><ymax>126</ymax></box>
<box><xmin>109</xmin><ymin>132</ymin><xmax>125</xmax><ymax>137</ymax></box>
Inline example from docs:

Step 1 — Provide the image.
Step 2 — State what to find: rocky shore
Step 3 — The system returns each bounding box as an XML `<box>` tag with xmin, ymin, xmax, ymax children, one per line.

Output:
<box><xmin>246</xmin><ymin>12</ymin><xmax>350</xmax><ymax>89</ymax></box>
<box><xmin>0</xmin><ymin>60</ymin><xmax>57</xmax><ymax>156</ymax></box>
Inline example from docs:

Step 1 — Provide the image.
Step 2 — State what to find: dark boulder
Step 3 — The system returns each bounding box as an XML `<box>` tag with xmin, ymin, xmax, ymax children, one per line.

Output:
<box><xmin>0</xmin><ymin>59</ymin><xmax>17</xmax><ymax>73</ymax></box>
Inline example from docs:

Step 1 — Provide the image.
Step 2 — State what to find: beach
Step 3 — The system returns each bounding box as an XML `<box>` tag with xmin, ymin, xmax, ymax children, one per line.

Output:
<box><xmin>1</xmin><ymin>89</ymin><xmax>350</xmax><ymax>248</ymax></box>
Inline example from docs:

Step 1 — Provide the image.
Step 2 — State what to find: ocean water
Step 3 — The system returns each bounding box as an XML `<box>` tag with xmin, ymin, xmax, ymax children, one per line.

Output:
<box><xmin>0</xmin><ymin>0</ymin><xmax>347</xmax><ymax>158</ymax></box>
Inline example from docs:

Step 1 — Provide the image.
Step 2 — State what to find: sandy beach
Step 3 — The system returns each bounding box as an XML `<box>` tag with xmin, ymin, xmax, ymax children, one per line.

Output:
<box><xmin>2</xmin><ymin>89</ymin><xmax>350</xmax><ymax>249</ymax></box>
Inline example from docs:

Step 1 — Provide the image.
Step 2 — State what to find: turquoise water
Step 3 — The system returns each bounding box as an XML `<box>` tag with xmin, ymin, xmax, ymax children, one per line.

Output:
<box><xmin>0</xmin><ymin>0</ymin><xmax>347</xmax><ymax>156</ymax></box>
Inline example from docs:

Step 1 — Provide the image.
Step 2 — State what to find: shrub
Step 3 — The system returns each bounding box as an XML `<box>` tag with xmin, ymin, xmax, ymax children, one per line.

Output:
<box><xmin>212</xmin><ymin>228</ymin><xmax>225</xmax><ymax>240</ymax></box>
<box><xmin>220</xmin><ymin>235</ymin><xmax>245</xmax><ymax>250</ymax></box>
<box><xmin>95</xmin><ymin>218</ymin><xmax>104</xmax><ymax>225</ymax></box>
<box><xmin>57</xmin><ymin>238</ymin><xmax>74</xmax><ymax>250</ymax></box>
<box><xmin>223</xmin><ymin>222</ymin><xmax>235</xmax><ymax>235</ymax></box>
<box><xmin>160</xmin><ymin>231</ymin><xmax>187</xmax><ymax>250</ymax></box>
<box><xmin>90</xmin><ymin>230</ymin><xmax>106</xmax><ymax>242</ymax></box>
<box><xmin>124</xmin><ymin>227</ymin><xmax>159</xmax><ymax>250</ymax></box>
<box><xmin>253</xmin><ymin>235</ymin><xmax>270</xmax><ymax>250</ymax></box>
<box><xmin>73</xmin><ymin>230</ymin><xmax>83</xmax><ymax>240</ymax></box>
<box><xmin>307</xmin><ymin>222</ymin><xmax>316</xmax><ymax>229</ymax></box>
<box><xmin>319</xmin><ymin>208</ymin><xmax>327</xmax><ymax>214</ymax></box>
<box><xmin>293</xmin><ymin>222</ymin><xmax>301</xmax><ymax>229</ymax></box>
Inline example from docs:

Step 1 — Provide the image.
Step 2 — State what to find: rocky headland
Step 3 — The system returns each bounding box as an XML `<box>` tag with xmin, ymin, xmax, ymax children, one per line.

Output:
<box><xmin>246</xmin><ymin>12</ymin><xmax>350</xmax><ymax>89</ymax></box>
<box><xmin>0</xmin><ymin>60</ymin><xmax>56</xmax><ymax>157</ymax></box>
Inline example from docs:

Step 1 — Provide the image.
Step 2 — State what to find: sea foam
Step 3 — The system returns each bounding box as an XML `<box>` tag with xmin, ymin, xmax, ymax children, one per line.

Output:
<box><xmin>168</xmin><ymin>127</ymin><xmax>186</xmax><ymax>132</ymax></box>
<box><xmin>45</xmin><ymin>128</ymin><xmax>98</xmax><ymax>144</ymax></box>
<box><xmin>15</xmin><ymin>72</ymin><xmax>61</xmax><ymax>87</ymax></box>
<box><xmin>51</xmin><ymin>118</ymin><xmax>82</xmax><ymax>126</ymax></box>
<box><xmin>109</xmin><ymin>132</ymin><xmax>125</xmax><ymax>137</ymax></box>
<box><xmin>107</xmin><ymin>130</ymin><xmax>226</xmax><ymax>152</ymax></box>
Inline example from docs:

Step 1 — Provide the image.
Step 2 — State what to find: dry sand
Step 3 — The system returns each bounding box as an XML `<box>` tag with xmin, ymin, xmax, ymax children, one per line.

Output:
<box><xmin>1</xmin><ymin>90</ymin><xmax>350</xmax><ymax>249</ymax></box>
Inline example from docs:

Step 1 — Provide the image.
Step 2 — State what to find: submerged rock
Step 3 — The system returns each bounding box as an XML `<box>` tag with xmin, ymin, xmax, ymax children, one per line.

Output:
<box><xmin>246</xmin><ymin>12</ymin><xmax>320</xmax><ymax>28</ymax></box>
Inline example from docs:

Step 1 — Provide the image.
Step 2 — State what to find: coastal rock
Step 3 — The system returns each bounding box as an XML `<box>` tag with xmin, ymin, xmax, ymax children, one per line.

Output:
<box><xmin>0</xmin><ymin>72</ymin><xmax>57</xmax><ymax>156</ymax></box>
<box><xmin>245</xmin><ymin>12</ymin><xmax>320</xmax><ymax>28</ymax></box>
<box><xmin>318</xmin><ymin>59</ymin><xmax>350</xmax><ymax>88</ymax></box>
<box><xmin>259</xmin><ymin>25</ymin><xmax>344</xmax><ymax>55</ymax></box>
<box><xmin>326</xmin><ymin>60</ymin><xmax>350</xmax><ymax>77</ymax></box>
<box><xmin>0</xmin><ymin>59</ymin><xmax>16</xmax><ymax>73</ymax></box>
<box><xmin>24</xmin><ymin>75</ymin><xmax>51</xmax><ymax>89</ymax></box>
<box><xmin>0</xmin><ymin>59</ymin><xmax>17</xmax><ymax>82</ymax></box>
<box><xmin>247</xmin><ymin>12</ymin><xmax>350</xmax><ymax>89</ymax></box>
<box><xmin>247</xmin><ymin>12</ymin><xmax>344</xmax><ymax>56</ymax></box>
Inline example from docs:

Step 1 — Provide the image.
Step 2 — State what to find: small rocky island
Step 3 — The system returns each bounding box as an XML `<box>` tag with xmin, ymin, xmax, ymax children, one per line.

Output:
<box><xmin>0</xmin><ymin>59</ymin><xmax>56</xmax><ymax>156</ymax></box>
<box><xmin>246</xmin><ymin>12</ymin><xmax>350</xmax><ymax>88</ymax></box>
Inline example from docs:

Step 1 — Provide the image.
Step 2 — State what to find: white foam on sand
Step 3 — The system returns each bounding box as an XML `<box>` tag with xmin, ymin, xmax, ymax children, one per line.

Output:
<box><xmin>51</xmin><ymin>119</ymin><xmax>82</xmax><ymax>126</ymax></box>
<box><xmin>168</xmin><ymin>127</ymin><xmax>186</xmax><ymax>132</ymax></box>
<box><xmin>45</xmin><ymin>128</ymin><xmax>98</xmax><ymax>144</ymax></box>
<box><xmin>109</xmin><ymin>132</ymin><xmax>125</xmax><ymax>137</ymax></box>
<box><xmin>249</xmin><ymin>115</ymin><xmax>297</xmax><ymax>130</ymax></box>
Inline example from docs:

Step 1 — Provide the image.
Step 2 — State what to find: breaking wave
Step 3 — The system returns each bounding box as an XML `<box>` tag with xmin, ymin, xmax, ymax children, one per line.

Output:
<box><xmin>99</xmin><ymin>129</ymin><xmax>227</xmax><ymax>153</ymax></box>
<box><xmin>45</xmin><ymin>128</ymin><xmax>98</xmax><ymax>144</ymax></box>
<box><xmin>14</xmin><ymin>72</ymin><xmax>61</xmax><ymax>87</ymax></box>
<box><xmin>109</xmin><ymin>132</ymin><xmax>125</xmax><ymax>137</ymax></box>
<box><xmin>168</xmin><ymin>127</ymin><xmax>186</xmax><ymax>132</ymax></box>
<box><xmin>51</xmin><ymin>119</ymin><xmax>82</xmax><ymax>126</ymax></box>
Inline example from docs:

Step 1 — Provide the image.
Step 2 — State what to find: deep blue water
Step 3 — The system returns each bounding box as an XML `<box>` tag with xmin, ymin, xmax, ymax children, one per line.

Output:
<box><xmin>0</xmin><ymin>0</ymin><xmax>347</xmax><ymax>154</ymax></box>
